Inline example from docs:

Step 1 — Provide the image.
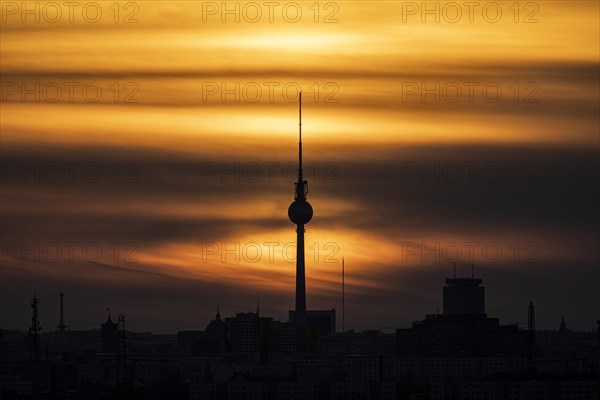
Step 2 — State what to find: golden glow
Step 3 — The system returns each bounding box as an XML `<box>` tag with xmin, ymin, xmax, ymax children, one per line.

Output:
<box><xmin>1</xmin><ymin>1</ymin><xmax>598</xmax><ymax>317</ymax></box>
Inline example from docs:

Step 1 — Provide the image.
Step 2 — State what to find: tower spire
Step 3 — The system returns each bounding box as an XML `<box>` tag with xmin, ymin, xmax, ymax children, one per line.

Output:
<box><xmin>299</xmin><ymin>91</ymin><xmax>302</xmax><ymax>179</ymax></box>
<box><xmin>294</xmin><ymin>92</ymin><xmax>306</xmax><ymax>200</ymax></box>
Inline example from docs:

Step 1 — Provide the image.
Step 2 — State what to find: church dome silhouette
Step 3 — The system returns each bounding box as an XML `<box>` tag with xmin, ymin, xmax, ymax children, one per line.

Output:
<box><xmin>206</xmin><ymin>308</ymin><xmax>226</xmax><ymax>338</ymax></box>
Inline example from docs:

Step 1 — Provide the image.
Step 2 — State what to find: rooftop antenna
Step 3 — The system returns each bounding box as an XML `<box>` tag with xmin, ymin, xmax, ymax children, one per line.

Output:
<box><xmin>471</xmin><ymin>263</ymin><xmax>474</xmax><ymax>278</ymax></box>
<box><xmin>342</xmin><ymin>257</ymin><xmax>345</xmax><ymax>333</ymax></box>
<box><xmin>57</xmin><ymin>291</ymin><xmax>66</xmax><ymax>332</ymax></box>
<box><xmin>453</xmin><ymin>263</ymin><xmax>456</xmax><ymax>279</ymax></box>
<box><xmin>528</xmin><ymin>301</ymin><xmax>536</xmax><ymax>372</ymax></box>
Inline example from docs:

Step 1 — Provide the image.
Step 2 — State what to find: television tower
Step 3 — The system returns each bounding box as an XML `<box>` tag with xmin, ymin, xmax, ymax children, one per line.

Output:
<box><xmin>288</xmin><ymin>92</ymin><xmax>313</xmax><ymax>327</ymax></box>
<box><xmin>57</xmin><ymin>291</ymin><xmax>66</xmax><ymax>332</ymax></box>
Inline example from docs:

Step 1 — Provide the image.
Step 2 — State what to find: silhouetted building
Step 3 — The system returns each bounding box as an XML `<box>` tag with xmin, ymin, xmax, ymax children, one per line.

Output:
<box><xmin>289</xmin><ymin>309</ymin><xmax>336</xmax><ymax>336</ymax></box>
<box><xmin>204</xmin><ymin>307</ymin><xmax>228</xmax><ymax>353</ymax></box>
<box><xmin>397</xmin><ymin>313</ymin><xmax>529</xmax><ymax>357</ymax></box>
<box><xmin>177</xmin><ymin>330</ymin><xmax>202</xmax><ymax>354</ymax></box>
<box><xmin>177</xmin><ymin>308</ymin><xmax>229</xmax><ymax>355</ymax></box>
<box><xmin>225</xmin><ymin>311</ymin><xmax>278</xmax><ymax>363</ymax></box>
<box><xmin>398</xmin><ymin>275</ymin><xmax>528</xmax><ymax>357</ymax></box>
<box><xmin>320</xmin><ymin>330</ymin><xmax>396</xmax><ymax>355</ymax></box>
<box><xmin>101</xmin><ymin>313</ymin><xmax>117</xmax><ymax>353</ymax></box>
<box><xmin>431</xmin><ymin>380</ymin><xmax>599</xmax><ymax>400</ymax></box>
<box><xmin>443</xmin><ymin>276</ymin><xmax>485</xmax><ymax>315</ymax></box>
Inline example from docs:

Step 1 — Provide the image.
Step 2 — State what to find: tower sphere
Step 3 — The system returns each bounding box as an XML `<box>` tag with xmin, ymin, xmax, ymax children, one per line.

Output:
<box><xmin>288</xmin><ymin>199</ymin><xmax>313</xmax><ymax>225</ymax></box>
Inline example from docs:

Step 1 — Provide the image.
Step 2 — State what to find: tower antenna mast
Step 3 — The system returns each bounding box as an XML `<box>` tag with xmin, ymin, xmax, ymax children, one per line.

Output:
<box><xmin>299</xmin><ymin>92</ymin><xmax>302</xmax><ymax>178</ymax></box>
<box><xmin>29</xmin><ymin>292</ymin><xmax>41</xmax><ymax>363</ymax></box>
<box><xmin>58</xmin><ymin>291</ymin><xmax>66</xmax><ymax>332</ymax></box>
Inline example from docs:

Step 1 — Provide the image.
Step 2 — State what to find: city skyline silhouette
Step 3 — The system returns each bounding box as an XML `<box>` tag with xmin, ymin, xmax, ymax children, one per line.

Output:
<box><xmin>2</xmin><ymin>71</ymin><xmax>598</xmax><ymax>400</ymax></box>
<box><xmin>2</xmin><ymin>96</ymin><xmax>597</xmax><ymax>336</ymax></box>
<box><xmin>1</xmin><ymin>1</ymin><xmax>599</xmax><ymax>398</ymax></box>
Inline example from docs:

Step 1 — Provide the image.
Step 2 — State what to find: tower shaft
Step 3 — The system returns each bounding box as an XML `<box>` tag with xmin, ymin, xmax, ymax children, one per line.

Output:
<box><xmin>295</xmin><ymin>224</ymin><xmax>306</xmax><ymax>326</ymax></box>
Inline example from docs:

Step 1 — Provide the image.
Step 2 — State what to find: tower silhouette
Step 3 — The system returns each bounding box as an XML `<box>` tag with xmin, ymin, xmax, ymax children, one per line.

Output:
<box><xmin>28</xmin><ymin>292</ymin><xmax>41</xmax><ymax>363</ymax></box>
<box><xmin>288</xmin><ymin>92</ymin><xmax>313</xmax><ymax>327</ymax></box>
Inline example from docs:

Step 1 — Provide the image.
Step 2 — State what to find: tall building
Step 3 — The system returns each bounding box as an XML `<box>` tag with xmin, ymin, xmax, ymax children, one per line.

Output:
<box><xmin>398</xmin><ymin>274</ymin><xmax>529</xmax><ymax>357</ymax></box>
<box><xmin>443</xmin><ymin>275</ymin><xmax>485</xmax><ymax>316</ymax></box>
<box><xmin>225</xmin><ymin>310</ymin><xmax>278</xmax><ymax>363</ymax></box>
<box><xmin>288</xmin><ymin>93</ymin><xmax>313</xmax><ymax>327</ymax></box>
<box><xmin>101</xmin><ymin>313</ymin><xmax>118</xmax><ymax>353</ymax></box>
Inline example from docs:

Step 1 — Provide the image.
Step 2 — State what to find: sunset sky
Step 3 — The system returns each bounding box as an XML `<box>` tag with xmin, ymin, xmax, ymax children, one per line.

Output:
<box><xmin>1</xmin><ymin>1</ymin><xmax>598</xmax><ymax>333</ymax></box>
